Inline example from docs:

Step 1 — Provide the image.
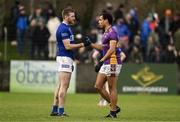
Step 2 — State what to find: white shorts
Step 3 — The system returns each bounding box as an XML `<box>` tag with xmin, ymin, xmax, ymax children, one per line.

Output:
<box><xmin>99</xmin><ymin>64</ymin><xmax>122</xmax><ymax>76</ymax></box>
<box><xmin>56</xmin><ymin>56</ymin><xmax>74</xmax><ymax>73</ymax></box>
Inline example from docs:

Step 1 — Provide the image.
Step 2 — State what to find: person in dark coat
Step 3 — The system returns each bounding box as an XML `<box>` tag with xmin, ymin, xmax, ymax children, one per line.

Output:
<box><xmin>33</xmin><ymin>19</ymin><xmax>50</xmax><ymax>59</ymax></box>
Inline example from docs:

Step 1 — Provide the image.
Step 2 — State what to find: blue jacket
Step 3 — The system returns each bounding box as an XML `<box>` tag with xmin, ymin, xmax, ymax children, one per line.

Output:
<box><xmin>16</xmin><ymin>16</ymin><xmax>28</xmax><ymax>30</ymax></box>
<box><xmin>114</xmin><ymin>23</ymin><xmax>131</xmax><ymax>38</ymax></box>
<box><xmin>140</xmin><ymin>20</ymin><xmax>151</xmax><ymax>46</ymax></box>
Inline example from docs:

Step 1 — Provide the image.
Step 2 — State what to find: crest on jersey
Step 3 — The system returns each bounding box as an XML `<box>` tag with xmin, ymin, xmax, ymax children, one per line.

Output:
<box><xmin>70</xmin><ymin>35</ymin><xmax>74</xmax><ymax>42</ymax></box>
<box><xmin>61</xmin><ymin>32</ymin><xmax>68</xmax><ymax>37</ymax></box>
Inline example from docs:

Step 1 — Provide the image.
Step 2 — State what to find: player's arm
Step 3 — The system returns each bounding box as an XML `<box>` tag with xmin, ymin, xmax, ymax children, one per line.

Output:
<box><xmin>120</xmin><ymin>51</ymin><xmax>126</xmax><ymax>62</ymax></box>
<box><xmin>63</xmin><ymin>39</ymin><xmax>84</xmax><ymax>50</ymax></box>
<box><xmin>100</xmin><ymin>40</ymin><xmax>117</xmax><ymax>62</ymax></box>
<box><xmin>82</xmin><ymin>36</ymin><xmax>102</xmax><ymax>50</ymax></box>
<box><xmin>91</xmin><ymin>43</ymin><xmax>103</xmax><ymax>50</ymax></box>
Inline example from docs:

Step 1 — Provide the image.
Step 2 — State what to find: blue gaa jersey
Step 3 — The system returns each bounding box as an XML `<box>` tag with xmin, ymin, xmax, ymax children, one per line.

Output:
<box><xmin>56</xmin><ymin>22</ymin><xmax>75</xmax><ymax>59</ymax></box>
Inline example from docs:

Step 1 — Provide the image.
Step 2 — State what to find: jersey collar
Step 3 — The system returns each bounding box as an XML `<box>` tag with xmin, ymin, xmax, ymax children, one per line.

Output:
<box><xmin>62</xmin><ymin>21</ymin><xmax>69</xmax><ymax>26</ymax></box>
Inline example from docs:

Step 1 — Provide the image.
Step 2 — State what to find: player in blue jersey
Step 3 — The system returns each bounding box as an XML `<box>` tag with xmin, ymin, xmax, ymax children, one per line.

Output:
<box><xmin>50</xmin><ymin>8</ymin><xmax>91</xmax><ymax>117</ymax></box>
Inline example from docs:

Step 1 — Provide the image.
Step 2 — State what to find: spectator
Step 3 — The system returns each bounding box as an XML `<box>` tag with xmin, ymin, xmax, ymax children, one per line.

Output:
<box><xmin>16</xmin><ymin>6</ymin><xmax>28</xmax><ymax>55</ymax></box>
<box><xmin>146</xmin><ymin>35</ymin><xmax>157</xmax><ymax>61</ymax></box>
<box><xmin>32</xmin><ymin>7</ymin><xmax>44</xmax><ymax>25</ymax></box>
<box><xmin>113</xmin><ymin>18</ymin><xmax>130</xmax><ymax>50</ymax></box>
<box><xmin>113</xmin><ymin>4</ymin><xmax>124</xmax><ymax>22</ymax></box>
<box><xmin>164</xmin><ymin>44</ymin><xmax>176</xmax><ymax>63</ymax></box>
<box><xmin>33</xmin><ymin>19</ymin><xmax>50</xmax><ymax>59</ymax></box>
<box><xmin>158</xmin><ymin>9</ymin><xmax>174</xmax><ymax>49</ymax></box>
<box><xmin>105</xmin><ymin>2</ymin><xmax>114</xmax><ymax>15</ymax></box>
<box><xmin>28</xmin><ymin>19</ymin><xmax>37</xmax><ymax>59</ymax></box>
<box><xmin>47</xmin><ymin>12</ymin><xmax>60</xmax><ymax>59</ymax></box>
<box><xmin>149</xmin><ymin>45</ymin><xmax>165</xmax><ymax>63</ymax></box>
<box><xmin>90</xmin><ymin>15</ymin><xmax>100</xmax><ymax>29</ymax></box>
<box><xmin>172</xmin><ymin>12</ymin><xmax>180</xmax><ymax>35</ymax></box>
<box><xmin>129</xmin><ymin>35</ymin><xmax>142</xmax><ymax>57</ymax></box>
<box><xmin>129</xmin><ymin>45</ymin><xmax>143</xmax><ymax>64</ymax></box>
<box><xmin>125</xmin><ymin>13</ymin><xmax>137</xmax><ymax>44</ymax></box>
<box><xmin>140</xmin><ymin>15</ymin><xmax>152</xmax><ymax>61</ymax></box>
<box><xmin>129</xmin><ymin>7</ymin><xmax>139</xmax><ymax>37</ymax></box>
<box><xmin>10</xmin><ymin>0</ymin><xmax>21</xmax><ymax>41</ymax></box>
<box><xmin>42</xmin><ymin>0</ymin><xmax>55</xmax><ymax>23</ymax></box>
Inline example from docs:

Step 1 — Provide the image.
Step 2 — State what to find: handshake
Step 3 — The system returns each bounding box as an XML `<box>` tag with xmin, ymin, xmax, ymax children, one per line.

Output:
<box><xmin>82</xmin><ymin>36</ymin><xmax>92</xmax><ymax>47</ymax></box>
<box><xmin>82</xmin><ymin>36</ymin><xmax>103</xmax><ymax>72</ymax></box>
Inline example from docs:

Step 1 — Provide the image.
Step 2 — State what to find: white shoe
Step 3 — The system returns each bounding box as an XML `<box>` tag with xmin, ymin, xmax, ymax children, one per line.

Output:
<box><xmin>97</xmin><ymin>100</ymin><xmax>104</xmax><ymax>107</ymax></box>
<box><xmin>102</xmin><ymin>100</ymin><xmax>108</xmax><ymax>106</ymax></box>
<box><xmin>98</xmin><ymin>99</ymin><xmax>108</xmax><ymax>107</ymax></box>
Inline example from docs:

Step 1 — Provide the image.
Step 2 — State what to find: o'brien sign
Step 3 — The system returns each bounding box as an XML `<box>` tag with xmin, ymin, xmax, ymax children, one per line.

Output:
<box><xmin>10</xmin><ymin>60</ymin><xmax>76</xmax><ymax>93</ymax></box>
<box><xmin>14</xmin><ymin>61</ymin><xmax>57</xmax><ymax>85</ymax></box>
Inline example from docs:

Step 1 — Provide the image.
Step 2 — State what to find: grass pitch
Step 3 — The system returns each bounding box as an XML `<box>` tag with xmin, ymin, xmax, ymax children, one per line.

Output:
<box><xmin>0</xmin><ymin>93</ymin><xmax>180</xmax><ymax>122</ymax></box>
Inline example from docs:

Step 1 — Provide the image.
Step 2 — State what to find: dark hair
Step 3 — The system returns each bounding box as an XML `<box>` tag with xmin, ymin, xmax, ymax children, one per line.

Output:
<box><xmin>62</xmin><ymin>8</ymin><xmax>75</xmax><ymax>18</ymax></box>
<box><xmin>119</xmin><ymin>4</ymin><xmax>124</xmax><ymax>8</ymax></box>
<box><xmin>15</xmin><ymin>0</ymin><xmax>20</xmax><ymax>5</ymax></box>
<box><xmin>100</xmin><ymin>13</ymin><xmax>113</xmax><ymax>24</ymax></box>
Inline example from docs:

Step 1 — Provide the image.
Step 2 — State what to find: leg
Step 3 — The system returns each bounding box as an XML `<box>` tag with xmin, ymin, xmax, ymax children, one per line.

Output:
<box><xmin>17</xmin><ymin>29</ymin><xmax>22</xmax><ymax>55</ymax></box>
<box><xmin>48</xmin><ymin>41</ymin><xmax>52</xmax><ymax>58</ymax></box>
<box><xmin>104</xmin><ymin>75</ymin><xmax>119</xmax><ymax>118</ymax></box>
<box><xmin>58</xmin><ymin>71</ymin><xmax>71</xmax><ymax>114</ymax></box>
<box><xmin>50</xmin><ymin>83</ymin><xmax>60</xmax><ymax>116</ymax></box>
<box><xmin>53</xmin><ymin>83</ymin><xmax>60</xmax><ymax>106</ymax></box>
<box><xmin>94</xmin><ymin>73</ymin><xmax>110</xmax><ymax>103</ymax></box>
<box><xmin>52</xmin><ymin>41</ymin><xmax>57</xmax><ymax>58</ymax></box>
<box><xmin>104</xmin><ymin>81</ymin><xmax>109</xmax><ymax>93</ymax></box>
<box><xmin>58</xmin><ymin>71</ymin><xmax>71</xmax><ymax>107</ymax></box>
<box><xmin>50</xmin><ymin>71</ymin><xmax>71</xmax><ymax>116</ymax></box>
<box><xmin>98</xmin><ymin>81</ymin><xmax>109</xmax><ymax>106</ymax></box>
<box><xmin>103</xmin><ymin>82</ymin><xmax>109</xmax><ymax>105</ymax></box>
<box><xmin>107</xmin><ymin>75</ymin><xmax>118</xmax><ymax>111</ymax></box>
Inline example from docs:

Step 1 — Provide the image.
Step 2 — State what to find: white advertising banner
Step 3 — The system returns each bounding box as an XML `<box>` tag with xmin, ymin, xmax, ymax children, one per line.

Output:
<box><xmin>10</xmin><ymin>60</ymin><xmax>76</xmax><ymax>93</ymax></box>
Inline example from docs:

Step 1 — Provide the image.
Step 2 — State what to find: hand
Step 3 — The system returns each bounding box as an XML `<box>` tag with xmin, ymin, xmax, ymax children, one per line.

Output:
<box><xmin>83</xmin><ymin>36</ymin><xmax>92</xmax><ymax>47</ymax></box>
<box><xmin>95</xmin><ymin>61</ymin><xmax>103</xmax><ymax>72</ymax></box>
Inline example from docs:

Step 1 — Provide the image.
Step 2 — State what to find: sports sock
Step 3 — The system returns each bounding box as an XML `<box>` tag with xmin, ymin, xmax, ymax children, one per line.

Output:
<box><xmin>52</xmin><ymin>105</ymin><xmax>58</xmax><ymax>113</ymax></box>
<box><xmin>58</xmin><ymin>107</ymin><xmax>64</xmax><ymax>114</ymax></box>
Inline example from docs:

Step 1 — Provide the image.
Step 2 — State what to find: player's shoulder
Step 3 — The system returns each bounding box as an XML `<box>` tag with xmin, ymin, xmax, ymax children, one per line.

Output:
<box><xmin>109</xmin><ymin>27</ymin><xmax>117</xmax><ymax>34</ymax></box>
<box><xmin>108</xmin><ymin>27</ymin><xmax>118</xmax><ymax>39</ymax></box>
<box><xmin>58</xmin><ymin>23</ymin><xmax>69</xmax><ymax>32</ymax></box>
<box><xmin>107</xmin><ymin>27</ymin><xmax>117</xmax><ymax>37</ymax></box>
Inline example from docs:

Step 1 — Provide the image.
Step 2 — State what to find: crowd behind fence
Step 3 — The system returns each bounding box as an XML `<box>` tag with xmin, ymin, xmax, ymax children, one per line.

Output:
<box><xmin>2</xmin><ymin>1</ymin><xmax>180</xmax><ymax>65</ymax></box>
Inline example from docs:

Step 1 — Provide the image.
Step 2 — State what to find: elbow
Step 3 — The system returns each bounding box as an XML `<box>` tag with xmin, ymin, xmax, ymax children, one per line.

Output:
<box><xmin>65</xmin><ymin>47</ymin><xmax>71</xmax><ymax>50</ymax></box>
<box><xmin>121</xmin><ymin>53</ymin><xmax>126</xmax><ymax>61</ymax></box>
<box><xmin>123</xmin><ymin>54</ymin><xmax>126</xmax><ymax>59</ymax></box>
<box><xmin>65</xmin><ymin>44</ymin><xmax>71</xmax><ymax>50</ymax></box>
<box><xmin>110</xmin><ymin>48</ymin><xmax>116</xmax><ymax>54</ymax></box>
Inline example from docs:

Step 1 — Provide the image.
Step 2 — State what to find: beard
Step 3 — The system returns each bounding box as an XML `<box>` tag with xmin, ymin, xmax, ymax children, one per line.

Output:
<box><xmin>68</xmin><ymin>19</ymin><xmax>76</xmax><ymax>25</ymax></box>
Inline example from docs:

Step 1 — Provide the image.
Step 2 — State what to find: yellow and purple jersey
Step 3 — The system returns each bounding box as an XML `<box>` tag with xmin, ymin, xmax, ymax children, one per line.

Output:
<box><xmin>102</xmin><ymin>27</ymin><xmax>122</xmax><ymax>65</ymax></box>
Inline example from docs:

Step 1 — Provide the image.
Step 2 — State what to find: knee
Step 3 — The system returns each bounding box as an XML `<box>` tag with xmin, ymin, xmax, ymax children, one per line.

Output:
<box><xmin>62</xmin><ymin>83</ymin><xmax>69</xmax><ymax>90</ymax></box>
<box><xmin>109</xmin><ymin>88</ymin><xmax>117</xmax><ymax>94</ymax></box>
<box><xmin>94</xmin><ymin>84</ymin><xmax>102</xmax><ymax>91</ymax></box>
<box><xmin>59</xmin><ymin>91</ymin><xmax>65</xmax><ymax>98</ymax></box>
<box><xmin>55</xmin><ymin>93</ymin><xmax>58</xmax><ymax>100</ymax></box>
